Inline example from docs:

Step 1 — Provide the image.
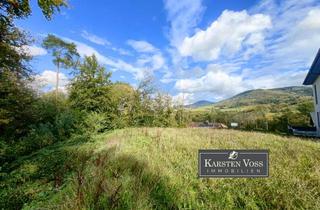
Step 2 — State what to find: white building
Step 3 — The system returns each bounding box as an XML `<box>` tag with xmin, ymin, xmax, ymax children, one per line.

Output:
<box><xmin>303</xmin><ymin>49</ymin><xmax>320</xmax><ymax>136</ymax></box>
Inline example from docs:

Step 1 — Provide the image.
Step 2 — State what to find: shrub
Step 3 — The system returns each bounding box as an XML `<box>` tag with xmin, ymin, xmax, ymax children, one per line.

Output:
<box><xmin>83</xmin><ymin>112</ymin><xmax>107</xmax><ymax>133</ymax></box>
<box><xmin>54</xmin><ymin>109</ymin><xmax>82</xmax><ymax>140</ymax></box>
<box><xmin>17</xmin><ymin>123</ymin><xmax>56</xmax><ymax>156</ymax></box>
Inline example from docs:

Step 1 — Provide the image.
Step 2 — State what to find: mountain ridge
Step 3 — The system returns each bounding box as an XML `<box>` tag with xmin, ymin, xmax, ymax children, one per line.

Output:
<box><xmin>188</xmin><ymin>86</ymin><xmax>313</xmax><ymax>109</ymax></box>
<box><xmin>185</xmin><ymin>100</ymin><xmax>214</xmax><ymax>108</ymax></box>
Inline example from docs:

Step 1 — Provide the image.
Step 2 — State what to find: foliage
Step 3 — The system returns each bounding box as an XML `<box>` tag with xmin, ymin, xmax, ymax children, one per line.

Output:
<box><xmin>190</xmin><ymin>87</ymin><xmax>314</xmax><ymax>133</ymax></box>
<box><xmin>69</xmin><ymin>55</ymin><xmax>112</xmax><ymax>113</ymax></box>
<box><xmin>175</xmin><ymin>106</ymin><xmax>191</xmax><ymax>127</ymax></box>
<box><xmin>108</xmin><ymin>82</ymin><xmax>135</xmax><ymax>128</ymax></box>
<box><xmin>42</xmin><ymin>34</ymin><xmax>79</xmax><ymax>98</ymax></box>
<box><xmin>0</xmin><ymin>0</ymin><xmax>67</xmax><ymax>20</ymax></box>
<box><xmin>1</xmin><ymin>2</ymin><xmax>318</xmax><ymax>209</ymax></box>
<box><xmin>0</xmin><ymin>0</ymin><xmax>70</xmax><ymax>166</ymax></box>
<box><xmin>0</xmin><ymin>70</ymin><xmax>36</xmax><ymax>139</ymax></box>
<box><xmin>42</xmin><ymin>34</ymin><xmax>79</xmax><ymax>69</ymax></box>
<box><xmin>0</xmin><ymin>21</ymin><xmax>31</xmax><ymax>78</ymax></box>
<box><xmin>0</xmin><ymin>91</ymin><xmax>83</xmax><ymax>166</ymax></box>
<box><xmin>0</xmin><ymin>0</ymin><xmax>67</xmax><ymax>78</ymax></box>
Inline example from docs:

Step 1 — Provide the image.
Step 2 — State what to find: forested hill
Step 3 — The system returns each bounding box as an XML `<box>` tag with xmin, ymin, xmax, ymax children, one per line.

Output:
<box><xmin>199</xmin><ymin>86</ymin><xmax>313</xmax><ymax>109</ymax></box>
<box><xmin>185</xmin><ymin>100</ymin><xmax>213</xmax><ymax>108</ymax></box>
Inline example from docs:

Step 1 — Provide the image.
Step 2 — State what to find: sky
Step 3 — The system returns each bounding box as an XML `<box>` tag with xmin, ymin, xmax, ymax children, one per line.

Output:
<box><xmin>18</xmin><ymin>0</ymin><xmax>320</xmax><ymax>104</ymax></box>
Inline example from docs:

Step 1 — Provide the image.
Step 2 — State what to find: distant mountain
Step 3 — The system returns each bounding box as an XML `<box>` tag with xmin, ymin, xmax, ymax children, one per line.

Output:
<box><xmin>189</xmin><ymin>86</ymin><xmax>313</xmax><ymax>110</ymax></box>
<box><xmin>213</xmin><ymin>86</ymin><xmax>313</xmax><ymax>108</ymax></box>
<box><xmin>185</xmin><ymin>100</ymin><xmax>214</xmax><ymax>108</ymax></box>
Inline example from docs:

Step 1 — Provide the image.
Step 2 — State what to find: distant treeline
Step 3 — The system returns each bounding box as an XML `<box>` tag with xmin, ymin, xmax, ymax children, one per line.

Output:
<box><xmin>190</xmin><ymin>101</ymin><xmax>313</xmax><ymax>133</ymax></box>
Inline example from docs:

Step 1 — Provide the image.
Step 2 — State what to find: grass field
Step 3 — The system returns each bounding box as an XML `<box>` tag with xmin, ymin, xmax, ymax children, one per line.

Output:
<box><xmin>1</xmin><ymin>128</ymin><xmax>320</xmax><ymax>209</ymax></box>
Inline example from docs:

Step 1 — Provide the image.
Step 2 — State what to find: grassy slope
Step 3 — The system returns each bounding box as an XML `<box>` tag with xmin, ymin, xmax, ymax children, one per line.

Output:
<box><xmin>2</xmin><ymin>128</ymin><xmax>320</xmax><ymax>209</ymax></box>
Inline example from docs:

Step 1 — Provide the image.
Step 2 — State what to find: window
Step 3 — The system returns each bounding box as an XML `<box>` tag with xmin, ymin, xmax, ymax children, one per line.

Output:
<box><xmin>315</xmin><ymin>85</ymin><xmax>318</xmax><ymax>104</ymax></box>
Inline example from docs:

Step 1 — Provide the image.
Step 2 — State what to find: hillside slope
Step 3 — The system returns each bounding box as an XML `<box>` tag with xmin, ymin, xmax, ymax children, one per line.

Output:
<box><xmin>1</xmin><ymin>128</ymin><xmax>319</xmax><ymax>209</ymax></box>
<box><xmin>199</xmin><ymin>86</ymin><xmax>313</xmax><ymax>110</ymax></box>
<box><xmin>185</xmin><ymin>100</ymin><xmax>213</xmax><ymax>108</ymax></box>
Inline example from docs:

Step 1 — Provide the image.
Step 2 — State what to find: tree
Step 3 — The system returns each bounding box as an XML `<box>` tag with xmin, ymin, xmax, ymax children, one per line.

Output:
<box><xmin>0</xmin><ymin>0</ymin><xmax>69</xmax><ymax>150</ymax></box>
<box><xmin>109</xmin><ymin>82</ymin><xmax>135</xmax><ymax>128</ymax></box>
<box><xmin>129</xmin><ymin>76</ymin><xmax>155</xmax><ymax>126</ymax></box>
<box><xmin>0</xmin><ymin>0</ymin><xmax>67</xmax><ymax>78</ymax></box>
<box><xmin>0</xmin><ymin>70</ymin><xmax>36</xmax><ymax>138</ymax></box>
<box><xmin>42</xmin><ymin>34</ymin><xmax>79</xmax><ymax>100</ymax></box>
<box><xmin>153</xmin><ymin>93</ymin><xmax>174</xmax><ymax>127</ymax></box>
<box><xmin>297</xmin><ymin>101</ymin><xmax>313</xmax><ymax>116</ymax></box>
<box><xmin>69</xmin><ymin>55</ymin><xmax>112</xmax><ymax>112</ymax></box>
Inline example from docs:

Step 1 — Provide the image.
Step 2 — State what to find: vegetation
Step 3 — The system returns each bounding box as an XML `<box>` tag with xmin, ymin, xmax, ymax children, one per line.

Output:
<box><xmin>1</xmin><ymin>0</ymin><xmax>67</xmax><ymax>78</ymax></box>
<box><xmin>189</xmin><ymin>86</ymin><xmax>314</xmax><ymax>133</ymax></box>
<box><xmin>1</xmin><ymin>1</ymin><xmax>319</xmax><ymax>209</ymax></box>
<box><xmin>212</xmin><ymin>86</ymin><xmax>312</xmax><ymax>108</ymax></box>
<box><xmin>1</xmin><ymin>128</ymin><xmax>319</xmax><ymax>209</ymax></box>
<box><xmin>42</xmin><ymin>34</ymin><xmax>79</xmax><ymax>99</ymax></box>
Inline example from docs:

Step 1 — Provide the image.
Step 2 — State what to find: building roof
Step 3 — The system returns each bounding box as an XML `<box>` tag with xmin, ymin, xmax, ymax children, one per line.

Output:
<box><xmin>303</xmin><ymin>49</ymin><xmax>320</xmax><ymax>85</ymax></box>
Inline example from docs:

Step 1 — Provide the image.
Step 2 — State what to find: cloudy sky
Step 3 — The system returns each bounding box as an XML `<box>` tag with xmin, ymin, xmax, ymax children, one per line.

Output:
<box><xmin>18</xmin><ymin>0</ymin><xmax>320</xmax><ymax>104</ymax></box>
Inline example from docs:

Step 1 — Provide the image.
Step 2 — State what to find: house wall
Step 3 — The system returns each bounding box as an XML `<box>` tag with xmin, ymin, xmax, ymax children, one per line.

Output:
<box><xmin>313</xmin><ymin>77</ymin><xmax>320</xmax><ymax>135</ymax></box>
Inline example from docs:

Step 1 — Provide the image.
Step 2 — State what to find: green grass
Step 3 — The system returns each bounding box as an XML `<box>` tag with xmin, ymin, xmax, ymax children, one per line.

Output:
<box><xmin>1</xmin><ymin>128</ymin><xmax>320</xmax><ymax>209</ymax></box>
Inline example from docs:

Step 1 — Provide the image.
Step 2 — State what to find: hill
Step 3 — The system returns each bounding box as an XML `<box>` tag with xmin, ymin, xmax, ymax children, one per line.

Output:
<box><xmin>1</xmin><ymin>128</ymin><xmax>319</xmax><ymax>209</ymax></box>
<box><xmin>197</xmin><ymin>86</ymin><xmax>313</xmax><ymax>110</ymax></box>
<box><xmin>185</xmin><ymin>100</ymin><xmax>213</xmax><ymax>108</ymax></box>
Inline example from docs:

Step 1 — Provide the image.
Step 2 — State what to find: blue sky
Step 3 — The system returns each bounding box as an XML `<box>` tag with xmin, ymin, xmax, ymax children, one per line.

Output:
<box><xmin>18</xmin><ymin>0</ymin><xmax>320</xmax><ymax>104</ymax></box>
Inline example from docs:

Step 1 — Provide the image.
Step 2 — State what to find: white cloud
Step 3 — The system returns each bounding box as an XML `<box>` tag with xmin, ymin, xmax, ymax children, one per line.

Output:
<box><xmin>35</xmin><ymin>70</ymin><xmax>69</xmax><ymax>93</ymax></box>
<box><xmin>151</xmin><ymin>54</ymin><xmax>165</xmax><ymax>70</ymax></box>
<box><xmin>160</xmin><ymin>71</ymin><xmax>174</xmax><ymax>84</ymax></box>
<box><xmin>170</xmin><ymin>1</ymin><xmax>320</xmax><ymax>102</ymax></box>
<box><xmin>125</xmin><ymin>39</ymin><xmax>166</xmax><ymax>77</ymax></box>
<box><xmin>174</xmin><ymin>64</ymin><xmax>246</xmax><ymax>98</ymax></box>
<box><xmin>81</xmin><ymin>30</ymin><xmax>111</xmax><ymax>46</ymax></box>
<box><xmin>63</xmin><ymin>38</ymin><xmax>143</xmax><ymax>79</ymax></box>
<box><xmin>164</xmin><ymin>0</ymin><xmax>205</xmax><ymax>47</ymax></box>
<box><xmin>111</xmin><ymin>47</ymin><xmax>132</xmax><ymax>56</ymax></box>
<box><xmin>163</xmin><ymin>0</ymin><xmax>205</xmax><ymax>80</ymax></box>
<box><xmin>247</xmin><ymin>70</ymin><xmax>308</xmax><ymax>90</ymax></box>
<box><xmin>21</xmin><ymin>45</ymin><xmax>47</xmax><ymax>56</ymax></box>
<box><xmin>172</xmin><ymin>92</ymin><xmax>195</xmax><ymax>105</ymax></box>
<box><xmin>127</xmin><ymin>40</ymin><xmax>157</xmax><ymax>53</ymax></box>
<box><xmin>81</xmin><ymin>30</ymin><xmax>132</xmax><ymax>56</ymax></box>
<box><xmin>239</xmin><ymin>1</ymin><xmax>320</xmax><ymax>87</ymax></box>
<box><xmin>136</xmin><ymin>53</ymin><xmax>165</xmax><ymax>71</ymax></box>
<box><xmin>268</xmin><ymin>8</ymin><xmax>320</xmax><ymax>65</ymax></box>
<box><xmin>173</xmin><ymin>64</ymin><xmax>308</xmax><ymax>102</ymax></box>
<box><xmin>65</xmin><ymin>37</ymin><xmax>167</xmax><ymax>80</ymax></box>
<box><xmin>179</xmin><ymin>10</ymin><xmax>271</xmax><ymax>61</ymax></box>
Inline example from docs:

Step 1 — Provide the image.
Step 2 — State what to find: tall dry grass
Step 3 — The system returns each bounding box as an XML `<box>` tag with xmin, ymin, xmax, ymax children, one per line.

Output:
<box><xmin>18</xmin><ymin>128</ymin><xmax>320</xmax><ymax>209</ymax></box>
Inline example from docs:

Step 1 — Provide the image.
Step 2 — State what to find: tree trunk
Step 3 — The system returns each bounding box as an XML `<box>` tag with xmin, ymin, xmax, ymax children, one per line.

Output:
<box><xmin>56</xmin><ymin>61</ymin><xmax>60</xmax><ymax>101</ymax></box>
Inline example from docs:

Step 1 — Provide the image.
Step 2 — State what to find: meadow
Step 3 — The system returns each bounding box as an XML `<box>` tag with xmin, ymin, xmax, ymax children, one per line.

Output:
<box><xmin>2</xmin><ymin>1</ymin><xmax>320</xmax><ymax>210</ymax></box>
<box><xmin>2</xmin><ymin>128</ymin><xmax>319</xmax><ymax>209</ymax></box>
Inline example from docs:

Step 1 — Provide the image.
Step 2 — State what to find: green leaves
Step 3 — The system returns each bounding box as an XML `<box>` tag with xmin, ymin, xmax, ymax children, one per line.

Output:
<box><xmin>69</xmin><ymin>55</ymin><xmax>112</xmax><ymax>113</ymax></box>
<box><xmin>42</xmin><ymin>34</ymin><xmax>79</xmax><ymax>69</ymax></box>
<box><xmin>37</xmin><ymin>0</ymin><xmax>67</xmax><ymax>20</ymax></box>
<box><xmin>1</xmin><ymin>0</ymin><xmax>67</xmax><ymax>20</ymax></box>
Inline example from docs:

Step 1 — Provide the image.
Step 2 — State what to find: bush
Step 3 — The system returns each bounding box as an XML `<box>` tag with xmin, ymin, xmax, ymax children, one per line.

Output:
<box><xmin>18</xmin><ymin>123</ymin><xmax>56</xmax><ymax>155</ymax></box>
<box><xmin>83</xmin><ymin>112</ymin><xmax>107</xmax><ymax>133</ymax></box>
<box><xmin>54</xmin><ymin>109</ymin><xmax>82</xmax><ymax>140</ymax></box>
